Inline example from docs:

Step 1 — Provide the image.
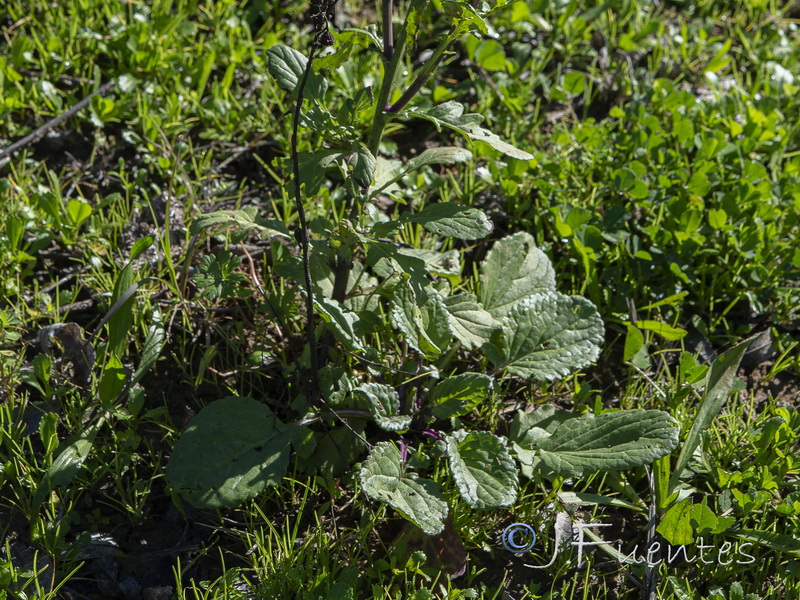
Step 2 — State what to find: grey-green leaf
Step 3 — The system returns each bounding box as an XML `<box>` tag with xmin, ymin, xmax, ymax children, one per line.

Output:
<box><xmin>370</xmin><ymin>147</ymin><xmax>472</xmax><ymax>198</ymax></box>
<box><xmin>409</xmin><ymin>101</ymin><xmax>534</xmax><ymax>160</ymax></box>
<box><xmin>430</xmin><ymin>373</ymin><xmax>494</xmax><ymax>420</ymax></box>
<box><xmin>359</xmin><ymin>442</ymin><xmax>448</xmax><ymax>535</ymax></box>
<box><xmin>190</xmin><ymin>207</ymin><xmax>291</xmax><ymax>239</ymax></box>
<box><xmin>536</xmin><ymin>409</ymin><xmax>680</xmax><ymax>476</ymax></box>
<box><xmin>265</xmin><ymin>44</ymin><xmax>326</xmax><ymax>101</ymax></box>
<box><xmin>485</xmin><ymin>292</ymin><xmax>604</xmax><ymax>381</ymax></box>
<box><xmin>480</xmin><ymin>232</ymin><xmax>556</xmax><ymax>318</ymax></box>
<box><xmin>315</xmin><ymin>296</ymin><xmax>365</xmax><ymax>351</ymax></box>
<box><xmin>446</xmin><ymin>430</ymin><xmax>518</xmax><ymax>508</ymax></box>
<box><xmin>390</xmin><ymin>284</ymin><xmax>453</xmax><ymax>359</ymax></box>
<box><xmin>166</xmin><ymin>396</ymin><xmax>298</xmax><ymax>508</ymax></box>
<box><xmin>353</xmin><ymin>383</ymin><xmax>412</xmax><ymax>432</ymax></box>
<box><xmin>443</xmin><ymin>293</ymin><xmax>499</xmax><ymax>350</ymax></box>
<box><xmin>405</xmin><ymin>203</ymin><xmax>493</xmax><ymax>240</ymax></box>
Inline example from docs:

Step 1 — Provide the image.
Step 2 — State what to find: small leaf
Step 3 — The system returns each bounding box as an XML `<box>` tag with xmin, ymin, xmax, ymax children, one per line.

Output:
<box><xmin>360</xmin><ymin>442</ymin><xmax>448</xmax><ymax>535</ymax></box>
<box><xmin>129</xmin><ymin>235</ymin><xmax>154</xmax><ymax>261</ymax></box>
<box><xmin>480</xmin><ymin>232</ymin><xmax>556</xmax><ymax>318</ymax></box>
<box><xmin>446</xmin><ymin>430</ymin><xmax>517</xmax><ymax>508</ymax></box>
<box><xmin>443</xmin><ymin>293</ymin><xmax>499</xmax><ymax>350</ymax></box>
<box><xmin>190</xmin><ymin>207</ymin><xmax>291</xmax><ymax>239</ymax></box>
<box><xmin>485</xmin><ymin>292</ymin><xmax>604</xmax><ymax>381</ymax></box>
<box><xmin>636</xmin><ymin>319</ymin><xmax>687</xmax><ymax>341</ymax></box>
<box><xmin>166</xmin><ymin>396</ymin><xmax>300</xmax><ymax>508</ymax></box>
<box><xmin>353</xmin><ymin>383</ymin><xmax>412</xmax><ymax>432</ymax></box>
<box><xmin>265</xmin><ymin>44</ymin><xmax>327</xmax><ymax>101</ymax></box>
<box><xmin>536</xmin><ymin>409</ymin><xmax>680</xmax><ymax>476</ymax></box>
<box><xmin>33</xmin><ymin>421</ymin><xmax>101</xmax><ymax>510</ymax></box>
<box><xmin>430</xmin><ymin>373</ymin><xmax>494</xmax><ymax>419</ymax></box>
<box><xmin>657</xmin><ymin>499</ymin><xmax>695</xmax><ymax>545</ymax></box>
<box><xmin>98</xmin><ymin>356</ymin><xmax>127</xmax><ymax>405</ymax></box>
<box><xmin>405</xmin><ymin>203</ymin><xmax>493</xmax><ymax>241</ymax></box>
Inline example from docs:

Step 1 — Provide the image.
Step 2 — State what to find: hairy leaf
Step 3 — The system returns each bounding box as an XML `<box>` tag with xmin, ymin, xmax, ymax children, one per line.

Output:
<box><xmin>265</xmin><ymin>44</ymin><xmax>326</xmax><ymax>101</ymax></box>
<box><xmin>485</xmin><ymin>292</ymin><xmax>604</xmax><ymax>380</ymax></box>
<box><xmin>536</xmin><ymin>410</ymin><xmax>680</xmax><ymax>476</ymax></box>
<box><xmin>443</xmin><ymin>293</ymin><xmax>499</xmax><ymax>350</ymax></box>
<box><xmin>446</xmin><ymin>430</ymin><xmax>517</xmax><ymax>508</ymax></box>
<box><xmin>480</xmin><ymin>232</ymin><xmax>556</xmax><ymax>318</ymax></box>
<box><xmin>430</xmin><ymin>373</ymin><xmax>494</xmax><ymax>419</ymax></box>
<box><xmin>353</xmin><ymin>383</ymin><xmax>412</xmax><ymax>431</ymax></box>
<box><xmin>406</xmin><ymin>203</ymin><xmax>493</xmax><ymax>240</ymax></box>
<box><xmin>360</xmin><ymin>442</ymin><xmax>448</xmax><ymax>535</ymax></box>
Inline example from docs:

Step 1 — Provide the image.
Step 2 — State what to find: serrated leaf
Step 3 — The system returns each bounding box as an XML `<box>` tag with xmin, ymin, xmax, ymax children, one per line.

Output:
<box><xmin>442</xmin><ymin>293</ymin><xmax>499</xmax><ymax>350</ymax></box>
<box><xmin>390</xmin><ymin>284</ymin><xmax>452</xmax><ymax>359</ymax></box>
<box><xmin>265</xmin><ymin>44</ymin><xmax>326</xmax><ymax>101</ymax></box>
<box><xmin>408</xmin><ymin>101</ymin><xmax>534</xmax><ymax>160</ymax></box>
<box><xmin>536</xmin><ymin>409</ymin><xmax>680</xmax><ymax>476</ymax></box>
<box><xmin>480</xmin><ymin>232</ymin><xmax>556</xmax><ymax>318</ymax></box>
<box><xmin>190</xmin><ymin>207</ymin><xmax>291</xmax><ymax>239</ymax></box>
<box><xmin>360</xmin><ymin>442</ymin><xmax>448</xmax><ymax>535</ymax></box>
<box><xmin>405</xmin><ymin>203</ymin><xmax>493</xmax><ymax>240</ymax></box>
<box><xmin>166</xmin><ymin>396</ymin><xmax>300</xmax><ymax>508</ymax></box>
<box><xmin>430</xmin><ymin>373</ymin><xmax>494</xmax><ymax>419</ymax></box>
<box><xmin>485</xmin><ymin>292</ymin><xmax>604</xmax><ymax>380</ymax></box>
<box><xmin>446</xmin><ymin>430</ymin><xmax>517</xmax><ymax>508</ymax></box>
<box><xmin>353</xmin><ymin>383</ymin><xmax>412</xmax><ymax>431</ymax></box>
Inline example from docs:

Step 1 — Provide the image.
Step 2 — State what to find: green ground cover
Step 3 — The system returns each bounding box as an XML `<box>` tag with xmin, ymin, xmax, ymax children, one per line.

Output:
<box><xmin>1</xmin><ymin>0</ymin><xmax>799</xmax><ymax>598</ymax></box>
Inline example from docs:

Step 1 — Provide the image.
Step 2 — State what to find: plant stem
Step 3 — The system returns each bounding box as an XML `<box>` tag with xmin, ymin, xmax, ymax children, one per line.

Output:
<box><xmin>291</xmin><ymin>46</ymin><xmax>320</xmax><ymax>403</ymax></box>
<box><xmin>382</xmin><ymin>0</ymin><xmax>394</xmax><ymax>61</ymax></box>
<box><xmin>367</xmin><ymin>13</ymin><xmax>409</xmax><ymax>156</ymax></box>
<box><xmin>387</xmin><ymin>31</ymin><xmax>456</xmax><ymax>113</ymax></box>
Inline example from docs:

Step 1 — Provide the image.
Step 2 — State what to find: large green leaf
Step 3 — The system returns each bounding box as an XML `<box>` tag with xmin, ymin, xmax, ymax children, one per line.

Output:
<box><xmin>485</xmin><ymin>292</ymin><xmax>604</xmax><ymax>380</ymax></box>
<box><xmin>265</xmin><ymin>44</ymin><xmax>326</xmax><ymax>101</ymax></box>
<box><xmin>360</xmin><ymin>442</ymin><xmax>448</xmax><ymax>535</ymax></box>
<box><xmin>406</xmin><ymin>203</ymin><xmax>493</xmax><ymax>241</ymax></box>
<box><xmin>668</xmin><ymin>338</ymin><xmax>751</xmax><ymax>492</ymax></box>
<box><xmin>166</xmin><ymin>396</ymin><xmax>301</xmax><ymax>508</ymax></box>
<box><xmin>442</xmin><ymin>293</ymin><xmax>499</xmax><ymax>350</ymax></box>
<box><xmin>536</xmin><ymin>409</ymin><xmax>680</xmax><ymax>476</ymax></box>
<box><xmin>446</xmin><ymin>430</ymin><xmax>517</xmax><ymax>508</ymax></box>
<box><xmin>353</xmin><ymin>383</ymin><xmax>412</xmax><ymax>431</ymax></box>
<box><xmin>430</xmin><ymin>373</ymin><xmax>494</xmax><ymax>419</ymax></box>
<box><xmin>480</xmin><ymin>232</ymin><xmax>556</xmax><ymax>318</ymax></box>
<box><xmin>408</xmin><ymin>101</ymin><xmax>534</xmax><ymax>160</ymax></box>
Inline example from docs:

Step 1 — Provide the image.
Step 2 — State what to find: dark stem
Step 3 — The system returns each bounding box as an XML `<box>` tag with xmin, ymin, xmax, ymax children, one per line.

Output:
<box><xmin>291</xmin><ymin>46</ymin><xmax>321</xmax><ymax>404</ymax></box>
<box><xmin>382</xmin><ymin>0</ymin><xmax>394</xmax><ymax>61</ymax></box>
